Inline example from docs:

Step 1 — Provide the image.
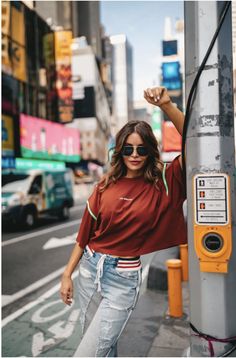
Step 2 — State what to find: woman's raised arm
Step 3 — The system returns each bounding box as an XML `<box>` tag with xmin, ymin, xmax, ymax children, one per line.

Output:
<box><xmin>144</xmin><ymin>86</ymin><xmax>185</xmax><ymax>168</ymax></box>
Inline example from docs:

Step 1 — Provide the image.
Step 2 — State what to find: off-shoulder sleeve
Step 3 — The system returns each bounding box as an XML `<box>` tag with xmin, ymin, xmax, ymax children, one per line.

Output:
<box><xmin>76</xmin><ymin>184</ymin><xmax>101</xmax><ymax>249</ymax></box>
<box><xmin>164</xmin><ymin>156</ymin><xmax>186</xmax><ymax>203</ymax></box>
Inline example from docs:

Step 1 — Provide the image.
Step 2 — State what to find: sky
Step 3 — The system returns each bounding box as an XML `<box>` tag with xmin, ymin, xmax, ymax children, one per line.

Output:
<box><xmin>100</xmin><ymin>1</ymin><xmax>184</xmax><ymax>102</ymax></box>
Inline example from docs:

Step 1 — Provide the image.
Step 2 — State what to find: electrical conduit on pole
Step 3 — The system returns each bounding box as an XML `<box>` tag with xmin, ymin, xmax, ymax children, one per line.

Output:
<box><xmin>184</xmin><ymin>1</ymin><xmax>236</xmax><ymax>356</ymax></box>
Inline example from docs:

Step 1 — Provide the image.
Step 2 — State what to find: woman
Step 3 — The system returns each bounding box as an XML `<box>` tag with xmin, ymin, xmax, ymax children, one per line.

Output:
<box><xmin>60</xmin><ymin>87</ymin><xmax>187</xmax><ymax>357</ymax></box>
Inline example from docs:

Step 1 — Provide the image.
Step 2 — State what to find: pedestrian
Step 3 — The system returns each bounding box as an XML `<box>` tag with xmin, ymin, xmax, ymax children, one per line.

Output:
<box><xmin>60</xmin><ymin>86</ymin><xmax>187</xmax><ymax>357</ymax></box>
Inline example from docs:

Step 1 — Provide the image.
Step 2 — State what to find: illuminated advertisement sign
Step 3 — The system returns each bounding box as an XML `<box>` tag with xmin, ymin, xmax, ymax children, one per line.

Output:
<box><xmin>2</xmin><ymin>157</ymin><xmax>15</xmax><ymax>169</ymax></box>
<box><xmin>162</xmin><ymin>40</ymin><xmax>178</xmax><ymax>56</ymax></box>
<box><xmin>43</xmin><ymin>33</ymin><xmax>57</xmax><ymax>122</ymax></box>
<box><xmin>162</xmin><ymin>61</ymin><xmax>180</xmax><ymax>80</ymax></box>
<box><xmin>20</xmin><ymin>114</ymin><xmax>80</xmax><ymax>162</ymax></box>
<box><xmin>162</xmin><ymin>79</ymin><xmax>182</xmax><ymax>90</ymax></box>
<box><xmin>162</xmin><ymin>121</ymin><xmax>181</xmax><ymax>152</ymax></box>
<box><xmin>11</xmin><ymin>5</ymin><xmax>25</xmax><ymax>46</ymax></box>
<box><xmin>161</xmin><ymin>61</ymin><xmax>181</xmax><ymax>90</ymax></box>
<box><xmin>2</xmin><ymin>2</ymin><xmax>10</xmax><ymax>36</ymax></box>
<box><xmin>11</xmin><ymin>4</ymin><xmax>26</xmax><ymax>82</ymax></box>
<box><xmin>1</xmin><ymin>2</ymin><xmax>26</xmax><ymax>81</ymax></box>
<box><xmin>15</xmin><ymin>158</ymin><xmax>65</xmax><ymax>171</ymax></box>
<box><xmin>54</xmin><ymin>31</ymin><xmax>73</xmax><ymax>123</ymax></box>
<box><xmin>2</xmin><ymin>114</ymin><xmax>14</xmax><ymax>156</ymax></box>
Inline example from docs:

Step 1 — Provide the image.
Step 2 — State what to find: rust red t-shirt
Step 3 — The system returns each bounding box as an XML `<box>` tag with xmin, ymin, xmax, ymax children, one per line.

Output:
<box><xmin>76</xmin><ymin>156</ymin><xmax>187</xmax><ymax>256</ymax></box>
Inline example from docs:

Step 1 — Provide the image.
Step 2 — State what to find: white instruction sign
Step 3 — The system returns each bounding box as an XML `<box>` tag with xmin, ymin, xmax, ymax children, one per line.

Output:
<box><xmin>194</xmin><ymin>174</ymin><xmax>229</xmax><ymax>225</ymax></box>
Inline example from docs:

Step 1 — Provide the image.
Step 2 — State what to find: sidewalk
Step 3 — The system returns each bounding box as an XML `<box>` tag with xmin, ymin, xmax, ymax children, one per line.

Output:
<box><xmin>118</xmin><ymin>252</ymin><xmax>190</xmax><ymax>357</ymax></box>
<box><xmin>118</xmin><ymin>283</ymin><xmax>189</xmax><ymax>357</ymax></box>
<box><xmin>147</xmin><ymin>282</ymin><xmax>189</xmax><ymax>357</ymax></box>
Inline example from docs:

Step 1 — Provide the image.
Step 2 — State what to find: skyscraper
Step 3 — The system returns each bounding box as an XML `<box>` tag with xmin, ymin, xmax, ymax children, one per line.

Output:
<box><xmin>72</xmin><ymin>1</ymin><xmax>102</xmax><ymax>59</ymax></box>
<box><xmin>110</xmin><ymin>34</ymin><xmax>133</xmax><ymax>133</ymax></box>
<box><xmin>35</xmin><ymin>1</ymin><xmax>102</xmax><ymax>59</ymax></box>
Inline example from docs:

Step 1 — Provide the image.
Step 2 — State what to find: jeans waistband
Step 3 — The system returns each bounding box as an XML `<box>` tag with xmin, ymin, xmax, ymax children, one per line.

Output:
<box><xmin>85</xmin><ymin>245</ymin><xmax>142</xmax><ymax>292</ymax></box>
<box><xmin>85</xmin><ymin>245</ymin><xmax>140</xmax><ymax>261</ymax></box>
<box><xmin>85</xmin><ymin>245</ymin><xmax>142</xmax><ymax>270</ymax></box>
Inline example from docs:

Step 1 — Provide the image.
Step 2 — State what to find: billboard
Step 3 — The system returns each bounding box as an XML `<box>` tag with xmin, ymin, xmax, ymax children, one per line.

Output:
<box><xmin>161</xmin><ymin>61</ymin><xmax>181</xmax><ymax>91</ymax></box>
<box><xmin>162</xmin><ymin>121</ymin><xmax>181</xmax><ymax>152</ymax></box>
<box><xmin>20</xmin><ymin>114</ymin><xmax>80</xmax><ymax>162</ymax></box>
<box><xmin>1</xmin><ymin>2</ymin><xmax>10</xmax><ymax>36</ymax></box>
<box><xmin>11</xmin><ymin>42</ymin><xmax>27</xmax><ymax>82</ymax></box>
<box><xmin>10</xmin><ymin>3</ymin><xmax>27</xmax><ymax>82</ymax></box>
<box><xmin>2</xmin><ymin>115</ymin><xmax>14</xmax><ymax>156</ymax></box>
<box><xmin>1</xmin><ymin>2</ymin><xmax>11</xmax><ymax>74</ymax></box>
<box><xmin>43</xmin><ymin>33</ymin><xmax>57</xmax><ymax>122</ymax></box>
<box><xmin>54</xmin><ymin>31</ymin><xmax>73</xmax><ymax>123</ymax></box>
<box><xmin>162</xmin><ymin>61</ymin><xmax>180</xmax><ymax>80</ymax></box>
<box><xmin>11</xmin><ymin>5</ymin><xmax>25</xmax><ymax>46</ymax></box>
<box><xmin>15</xmin><ymin>158</ymin><xmax>65</xmax><ymax>171</ymax></box>
<box><xmin>2</xmin><ymin>35</ymin><xmax>12</xmax><ymax>75</ymax></box>
<box><xmin>1</xmin><ymin>2</ymin><xmax>26</xmax><ymax>81</ymax></box>
<box><xmin>162</xmin><ymin>40</ymin><xmax>178</xmax><ymax>56</ymax></box>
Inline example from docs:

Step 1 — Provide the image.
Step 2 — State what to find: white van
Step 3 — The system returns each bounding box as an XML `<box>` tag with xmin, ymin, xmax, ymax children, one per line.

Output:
<box><xmin>2</xmin><ymin>168</ymin><xmax>74</xmax><ymax>229</ymax></box>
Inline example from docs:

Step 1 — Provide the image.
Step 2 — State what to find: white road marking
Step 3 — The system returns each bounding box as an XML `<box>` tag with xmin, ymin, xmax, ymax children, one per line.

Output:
<box><xmin>31</xmin><ymin>299</ymin><xmax>71</xmax><ymax>323</ymax></box>
<box><xmin>32</xmin><ymin>308</ymin><xmax>80</xmax><ymax>356</ymax></box>
<box><xmin>2</xmin><ymin>270</ymin><xmax>78</xmax><ymax>327</ymax></box>
<box><xmin>43</xmin><ymin>234</ymin><xmax>77</xmax><ymax>250</ymax></box>
<box><xmin>2</xmin><ymin>265</ymin><xmax>67</xmax><ymax>307</ymax></box>
<box><xmin>2</xmin><ymin>264</ymin><xmax>151</xmax><ymax>328</ymax></box>
<box><xmin>2</xmin><ymin>219</ymin><xmax>82</xmax><ymax>247</ymax></box>
<box><xmin>2</xmin><ymin>295</ymin><xmax>12</xmax><ymax>306</ymax></box>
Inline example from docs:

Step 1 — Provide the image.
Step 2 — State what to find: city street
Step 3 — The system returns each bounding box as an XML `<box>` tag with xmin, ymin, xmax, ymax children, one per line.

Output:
<box><xmin>2</xmin><ymin>196</ymin><xmax>155</xmax><ymax>357</ymax></box>
<box><xmin>2</xmin><ymin>1</ymin><xmax>236</xmax><ymax>357</ymax></box>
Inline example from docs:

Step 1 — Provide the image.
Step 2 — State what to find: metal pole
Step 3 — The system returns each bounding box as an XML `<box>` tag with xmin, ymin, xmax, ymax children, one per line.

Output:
<box><xmin>184</xmin><ymin>1</ymin><xmax>236</xmax><ymax>356</ymax></box>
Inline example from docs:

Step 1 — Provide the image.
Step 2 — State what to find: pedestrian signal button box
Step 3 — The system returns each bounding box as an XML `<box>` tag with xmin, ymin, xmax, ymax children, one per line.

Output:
<box><xmin>193</xmin><ymin>174</ymin><xmax>232</xmax><ymax>273</ymax></box>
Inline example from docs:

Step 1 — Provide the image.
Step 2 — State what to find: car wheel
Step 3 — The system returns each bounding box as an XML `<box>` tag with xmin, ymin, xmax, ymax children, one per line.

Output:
<box><xmin>58</xmin><ymin>205</ymin><xmax>70</xmax><ymax>220</ymax></box>
<box><xmin>23</xmin><ymin>210</ymin><xmax>36</xmax><ymax>229</ymax></box>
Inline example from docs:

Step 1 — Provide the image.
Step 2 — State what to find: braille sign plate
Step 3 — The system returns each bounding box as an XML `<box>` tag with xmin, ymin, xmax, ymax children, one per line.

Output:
<box><xmin>194</xmin><ymin>174</ymin><xmax>229</xmax><ymax>225</ymax></box>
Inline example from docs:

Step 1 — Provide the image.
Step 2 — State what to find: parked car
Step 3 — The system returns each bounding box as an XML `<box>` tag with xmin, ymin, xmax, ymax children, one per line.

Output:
<box><xmin>2</xmin><ymin>168</ymin><xmax>74</xmax><ymax>229</ymax></box>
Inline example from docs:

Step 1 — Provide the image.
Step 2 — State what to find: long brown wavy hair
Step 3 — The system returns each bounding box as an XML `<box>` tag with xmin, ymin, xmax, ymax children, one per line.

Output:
<box><xmin>99</xmin><ymin>120</ymin><xmax>164</xmax><ymax>192</ymax></box>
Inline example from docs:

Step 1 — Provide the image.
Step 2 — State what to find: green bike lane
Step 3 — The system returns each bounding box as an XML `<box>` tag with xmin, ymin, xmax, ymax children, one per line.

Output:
<box><xmin>2</xmin><ymin>275</ymin><xmax>83</xmax><ymax>357</ymax></box>
<box><xmin>2</xmin><ymin>256</ymin><xmax>153</xmax><ymax>357</ymax></box>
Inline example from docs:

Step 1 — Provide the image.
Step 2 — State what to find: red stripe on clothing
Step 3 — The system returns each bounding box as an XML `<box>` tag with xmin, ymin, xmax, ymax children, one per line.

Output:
<box><xmin>117</xmin><ymin>263</ymin><xmax>141</xmax><ymax>268</ymax></box>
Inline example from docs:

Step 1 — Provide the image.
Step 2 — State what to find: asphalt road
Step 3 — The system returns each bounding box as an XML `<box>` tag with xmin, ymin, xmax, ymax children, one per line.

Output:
<box><xmin>2</xmin><ymin>198</ymin><xmax>155</xmax><ymax>357</ymax></box>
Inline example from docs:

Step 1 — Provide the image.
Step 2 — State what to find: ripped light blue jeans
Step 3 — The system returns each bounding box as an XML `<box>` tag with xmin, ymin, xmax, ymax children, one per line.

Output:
<box><xmin>77</xmin><ymin>246</ymin><xmax>142</xmax><ymax>357</ymax></box>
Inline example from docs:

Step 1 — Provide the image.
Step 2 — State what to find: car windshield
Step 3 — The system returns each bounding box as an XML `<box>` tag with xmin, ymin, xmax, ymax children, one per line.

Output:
<box><xmin>2</xmin><ymin>173</ymin><xmax>31</xmax><ymax>193</ymax></box>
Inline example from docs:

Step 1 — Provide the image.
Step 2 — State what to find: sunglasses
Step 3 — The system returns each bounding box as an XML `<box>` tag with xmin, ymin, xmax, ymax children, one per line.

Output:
<box><xmin>121</xmin><ymin>145</ymin><xmax>148</xmax><ymax>157</ymax></box>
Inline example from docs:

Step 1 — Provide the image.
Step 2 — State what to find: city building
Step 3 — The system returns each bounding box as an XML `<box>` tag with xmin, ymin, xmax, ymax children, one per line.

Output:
<box><xmin>101</xmin><ymin>28</ymin><xmax>113</xmax><ymax>114</ymax></box>
<box><xmin>67</xmin><ymin>41</ymin><xmax>111</xmax><ymax>165</ymax></box>
<box><xmin>34</xmin><ymin>1</ymin><xmax>113</xmax><ymax>167</ymax></box>
<box><xmin>1</xmin><ymin>1</ymin><xmax>80</xmax><ymax>171</ymax></box>
<box><xmin>72</xmin><ymin>1</ymin><xmax>102</xmax><ymax>59</ymax></box>
<box><xmin>159</xmin><ymin>17</ymin><xmax>184</xmax><ymax>162</ymax></box>
<box><xmin>35</xmin><ymin>1</ymin><xmax>72</xmax><ymax>31</ymax></box>
<box><xmin>110</xmin><ymin>34</ymin><xmax>134</xmax><ymax>133</ymax></box>
<box><xmin>133</xmin><ymin>100</ymin><xmax>151</xmax><ymax>125</ymax></box>
<box><xmin>35</xmin><ymin>1</ymin><xmax>102</xmax><ymax>59</ymax></box>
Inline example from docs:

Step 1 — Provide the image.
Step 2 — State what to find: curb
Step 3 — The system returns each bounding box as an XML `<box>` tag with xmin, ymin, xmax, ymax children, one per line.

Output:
<box><xmin>147</xmin><ymin>246</ymin><xmax>179</xmax><ymax>291</ymax></box>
